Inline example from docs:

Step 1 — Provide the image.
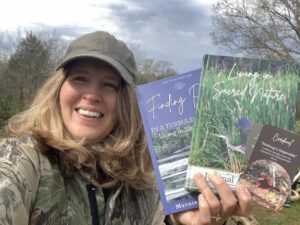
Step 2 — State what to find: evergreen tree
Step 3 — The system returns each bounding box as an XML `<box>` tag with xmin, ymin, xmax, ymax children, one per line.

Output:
<box><xmin>5</xmin><ymin>32</ymin><xmax>51</xmax><ymax>111</ymax></box>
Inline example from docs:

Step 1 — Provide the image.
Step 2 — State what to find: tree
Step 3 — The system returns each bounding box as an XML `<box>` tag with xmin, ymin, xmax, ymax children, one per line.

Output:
<box><xmin>128</xmin><ymin>42</ymin><xmax>177</xmax><ymax>84</ymax></box>
<box><xmin>0</xmin><ymin>30</ymin><xmax>67</xmax><ymax>128</ymax></box>
<box><xmin>136</xmin><ymin>59</ymin><xmax>177</xmax><ymax>84</ymax></box>
<box><xmin>34</xmin><ymin>29</ymin><xmax>68</xmax><ymax>69</ymax></box>
<box><xmin>128</xmin><ymin>42</ymin><xmax>147</xmax><ymax>71</ymax></box>
<box><xmin>211</xmin><ymin>0</ymin><xmax>300</xmax><ymax>61</ymax></box>
<box><xmin>4</xmin><ymin>33</ymin><xmax>52</xmax><ymax>111</ymax></box>
<box><xmin>0</xmin><ymin>30</ymin><xmax>22</xmax><ymax>64</ymax></box>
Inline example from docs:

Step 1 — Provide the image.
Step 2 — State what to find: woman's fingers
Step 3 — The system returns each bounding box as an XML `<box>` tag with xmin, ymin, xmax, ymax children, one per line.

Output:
<box><xmin>234</xmin><ymin>184</ymin><xmax>253</xmax><ymax>216</ymax></box>
<box><xmin>208</xmin><ymin>172</ymin><xmax>238</xmax><ymax>216</ymax></box>
<box><xmin>194</xmin><ymin>173</ymin><xmax>221</xmax><ymax>217</ymax></box>
<box><xmin>190</xmin><ymin>171</ymin><xmax>253</xmax><ymax>225</ymax></box>
<box><xmin>198</xmin><ymin>194</ymin><xmax>212</xmax><ymax>225</ymax></box>
<box><xmin>208</xmin><ymin>172</ymin><xmax>252</xmax><ymax>217</ymax></box>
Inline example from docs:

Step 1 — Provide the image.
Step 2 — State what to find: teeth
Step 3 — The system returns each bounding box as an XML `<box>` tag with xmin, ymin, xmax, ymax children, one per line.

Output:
<box><xmin>78</xmin><ymin>109</ymin><xmax>100</xmax><ymax>118</ymax></box>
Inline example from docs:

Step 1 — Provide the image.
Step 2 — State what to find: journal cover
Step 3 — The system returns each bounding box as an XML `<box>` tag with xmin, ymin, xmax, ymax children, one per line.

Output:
<box><xmin>135</xmin><ymin>69</ymin><xmax>201</xmax><ymax>214</ymax></box>
<box><xmin>186</xmin><ymin>55</ymin><xmax>299</xmax><ymax>192</ymax></box>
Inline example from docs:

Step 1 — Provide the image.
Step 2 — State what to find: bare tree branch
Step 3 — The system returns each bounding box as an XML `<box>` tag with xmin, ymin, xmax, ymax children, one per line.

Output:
<box><xmin>211</xmin><ymin>0</ymin><xmax>300</xmax><ymax>61</ymax></box>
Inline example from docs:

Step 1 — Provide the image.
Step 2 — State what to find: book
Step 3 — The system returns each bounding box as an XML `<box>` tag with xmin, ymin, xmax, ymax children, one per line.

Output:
<box><xmin>135</xmin><ymin>69</ymin><xmax>201</xmax><ymax>215</ymax></box>
<box><xmin>186</xmin><ymin>54</ymin><xmax>300</xmax><ymax>192</ymax></box>
<box><xmin>245</xmin><ymin>123</ymin><xmax>263</xmax><ymax>160</ymax></box>
<box><xmin>240</xmin><ymin>124</ymin><xmax>300</xmax><ymax>211</ymax></box>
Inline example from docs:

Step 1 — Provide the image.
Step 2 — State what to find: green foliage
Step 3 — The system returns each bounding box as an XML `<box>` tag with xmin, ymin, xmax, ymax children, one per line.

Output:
<box><xmin>0</xmin><ymin>95</ymin><xmax>19</xmax><ymax>128</ymax></box>
<box><xmin>0</xmin><ymin>33</ymin><xmax>50</xmax><ymax>120</ymax></box>
<box><xmin>5</xmin><ymin>32</ymin><xmax>52</xmax><ymax>110</ymax></box>
<box><xmin>163</xmin><ymin>176</ymin><xmax>186</xmax><ymax>190</ymax></box>
<box><xmin>0</xmin><ymin>62</ymin><xmax>12</xmax><ymax>128</ymax></box>
<box><xmin>0</xmin><ymin>32</ymin><xmax>54</xmax><ymax>129</ymax></box>
<box><xmin>296</xmin><ymin>120</ymin><xmax>300</xmax><ymax>134</ymax></box>
<box><xmin>152</xmin><ymin>126</ymin><xmax>192</xmax><ymax>160</ymax></box>
<box><xmin>189</xmin><ymin>56</ymin><xmax>299</xmax><ymax>173</ymax></box>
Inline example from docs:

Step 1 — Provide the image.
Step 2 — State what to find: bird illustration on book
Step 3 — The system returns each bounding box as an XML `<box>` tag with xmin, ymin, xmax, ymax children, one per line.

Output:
<box><xmin>213</xmin><ymin>117</ymin><xmax>251</xmax><ymax>154</ymax></box>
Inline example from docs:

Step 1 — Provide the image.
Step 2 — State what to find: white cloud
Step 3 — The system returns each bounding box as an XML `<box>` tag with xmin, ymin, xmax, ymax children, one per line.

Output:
<box><xmin>0</xmin><ymin>0</ymin><xmax>223</xmax><ymax>73</ymax></box>
<box><xmin>0</xmin><ymin>0</ymin><xmax>121</xmax><ymax>32</ymax></box>
<box><xmin>192</xmin><ymin>0</ymin><xmax>219</xmax><ymax>5</ymax></box>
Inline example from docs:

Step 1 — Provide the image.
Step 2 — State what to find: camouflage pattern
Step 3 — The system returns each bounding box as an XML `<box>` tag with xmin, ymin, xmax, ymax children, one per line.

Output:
<box><xmin>0</xmin><ymin>134</ymin><xmax>254</xmax><ymax>225</ymax></box>
<box><xmin>0</xmin><ymin>135</ymin><xmax>165</xmax><ymax>225</ymax></box>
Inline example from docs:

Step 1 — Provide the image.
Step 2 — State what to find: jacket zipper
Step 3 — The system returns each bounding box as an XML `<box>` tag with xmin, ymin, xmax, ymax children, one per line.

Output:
<box><xmin>86</xmin><ymin>184</ymin><xmax>100</xmax><ymax>225</ymax></box>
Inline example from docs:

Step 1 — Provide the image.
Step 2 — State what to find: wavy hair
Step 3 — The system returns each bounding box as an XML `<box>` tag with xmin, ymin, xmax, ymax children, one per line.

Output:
<box><xmin>4</xmin><ymin>68</ymin><xmax>155</xmax><ymax>189</ymax></box>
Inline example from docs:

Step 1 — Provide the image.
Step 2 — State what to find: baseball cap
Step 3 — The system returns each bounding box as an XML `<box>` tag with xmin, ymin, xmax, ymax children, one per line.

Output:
<box><xmin>56</xmin><ymin>31</ymin><xmax>137</xmax><ymax>84</ymax></box>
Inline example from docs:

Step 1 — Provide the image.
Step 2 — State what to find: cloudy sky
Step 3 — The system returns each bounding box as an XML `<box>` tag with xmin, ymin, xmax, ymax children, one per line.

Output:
<box><xmin>0</xmin><ymin>0</ymin><xmax>226</xmax><ymax>73</ymax></box>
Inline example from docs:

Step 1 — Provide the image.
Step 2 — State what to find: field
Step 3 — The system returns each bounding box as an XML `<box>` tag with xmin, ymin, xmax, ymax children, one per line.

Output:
<box><xmin>252</xmin><ymin>200</ymin><xmax>300</xmax><ymax>225</ymax></box>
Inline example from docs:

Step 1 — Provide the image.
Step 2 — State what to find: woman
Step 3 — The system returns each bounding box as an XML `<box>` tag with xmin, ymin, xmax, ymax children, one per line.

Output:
<box><xmin>0</xmin><ymin>31</ymin><xmax>252</xmax><ymax>225</ymax></box>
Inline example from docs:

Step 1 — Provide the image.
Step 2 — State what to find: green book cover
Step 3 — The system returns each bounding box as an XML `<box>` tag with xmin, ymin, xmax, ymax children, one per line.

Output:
<box><xmin>185</xmin><ymin>54</ymin><xmax>300</xmax><ymax>191</ymax></box>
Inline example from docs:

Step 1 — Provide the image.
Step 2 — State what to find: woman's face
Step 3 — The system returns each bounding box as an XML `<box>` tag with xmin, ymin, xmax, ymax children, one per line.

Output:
<box><xmin>59</xmin><ymin>59</ymin><xmax>122</xmax><ymax>141</ymax></box>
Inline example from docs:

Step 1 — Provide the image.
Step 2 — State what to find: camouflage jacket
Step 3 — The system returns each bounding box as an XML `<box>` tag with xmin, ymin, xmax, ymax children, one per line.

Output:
<box><xmin>0</xmin><ymin>134</ymin><xmax>249</xmax><ymax>225</ymax></box>
<box><xmin>0</xmin><ymin>135</ymin><xmax>165</xmax><ymax>225</ymax></box>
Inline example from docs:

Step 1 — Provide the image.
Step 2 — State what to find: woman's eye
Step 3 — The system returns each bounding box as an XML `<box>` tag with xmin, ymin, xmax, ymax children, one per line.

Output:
<box><xmin>104</xmin><ymin>82</ymin><xmax>119</xmax><ymax>91</ymax></box>
<box><xmin>72</xmin><ymin>76</ymin><xmax>88</xmax><ymax>82</ymax></box>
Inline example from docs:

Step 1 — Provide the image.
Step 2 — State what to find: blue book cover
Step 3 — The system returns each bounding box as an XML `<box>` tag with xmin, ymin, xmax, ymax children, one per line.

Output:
<box><xmin>135</xmin><ymin>69</ymin><xmax>201</xmax><ymax>215</ymax></box>
<box><xmin>186</xmin><ymin>55</ymin><xmax>300</xmax><ymax>192</ymax></box>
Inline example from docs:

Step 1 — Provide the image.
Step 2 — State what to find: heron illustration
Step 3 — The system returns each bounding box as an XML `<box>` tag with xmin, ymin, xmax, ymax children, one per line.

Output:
<box><xmin>213</xmin><ymin>117</ymin><xmax>251</xmax><ymax>154</ymax></box>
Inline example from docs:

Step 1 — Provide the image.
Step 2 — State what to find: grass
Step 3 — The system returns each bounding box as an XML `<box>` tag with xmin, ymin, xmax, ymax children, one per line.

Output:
<box><xmin>251</xmin><ymin>120</ymin><xmax>300</xmax><ymax>224</ymax></box>
<box><xmin>252</xmin><ymin>200</ymin><xmax>300</xmax><ymax>225</ymax></box>
<box><xmin>189</xmin><ymin>56</ymin><xmax>299</xmax><ymax>172</ymax></box>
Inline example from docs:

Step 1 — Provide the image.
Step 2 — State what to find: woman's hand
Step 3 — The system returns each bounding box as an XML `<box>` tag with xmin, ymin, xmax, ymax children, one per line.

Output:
<box><xmin>171</xmin><ymin>172</ymin><xmax>252</xmax><ymax>225</ymax></box>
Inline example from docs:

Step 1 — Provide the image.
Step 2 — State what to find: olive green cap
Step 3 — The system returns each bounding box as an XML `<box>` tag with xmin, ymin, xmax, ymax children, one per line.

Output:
<box><xmin>56</xmin><ymin>31</ymin><xmax>137</xmax><ymax>84</ymax></box>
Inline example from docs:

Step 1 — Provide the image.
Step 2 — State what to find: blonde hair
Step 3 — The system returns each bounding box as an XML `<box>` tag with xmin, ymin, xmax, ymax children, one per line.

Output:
<box><xmin>5</xmin><ymin>69</ymin><xmax>155</xmax><ymax>189</ymax></box>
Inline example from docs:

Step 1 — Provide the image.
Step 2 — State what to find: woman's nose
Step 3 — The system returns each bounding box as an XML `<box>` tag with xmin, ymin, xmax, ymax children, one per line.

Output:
<box><xmin>83</xmin><ymin>85</ymin><xmax>102</xmax><ymax>102</ymax></box>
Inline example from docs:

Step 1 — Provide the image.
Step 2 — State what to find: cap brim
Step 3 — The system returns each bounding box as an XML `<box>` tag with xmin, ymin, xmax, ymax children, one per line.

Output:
<box><xmin>56</xmin><ymin>53</ymin><xmax>134</xmax><ymax>84</ymax></box>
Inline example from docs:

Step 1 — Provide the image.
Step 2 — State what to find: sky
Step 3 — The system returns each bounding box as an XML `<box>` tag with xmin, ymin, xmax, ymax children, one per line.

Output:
<box><xmin>0</xmin><ymin>0</ymin><xmax>225</xmax><ymax>73</ymax></box>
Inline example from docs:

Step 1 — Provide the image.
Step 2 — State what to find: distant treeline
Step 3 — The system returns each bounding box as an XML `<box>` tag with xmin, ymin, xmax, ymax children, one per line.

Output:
<box><xmin>0</xmin><ymin>30</ymin><xmax>176</xmax><ymax>128</ymax></box>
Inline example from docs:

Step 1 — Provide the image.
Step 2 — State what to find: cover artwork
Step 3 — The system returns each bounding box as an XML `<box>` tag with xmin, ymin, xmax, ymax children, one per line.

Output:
<box><xmin>186</xmin><ymin>54</ymin><xmax>299</xmax><ymax>191</ymax></box>
<box><xmin>240</xmin><ymin>124</ymin><xmax>300</xmax><ymax>211</ymax></box>
<box><xmin>135</xmin><ymin>69</ymin><xmax>201</xmax><ymax>214</ymax></box>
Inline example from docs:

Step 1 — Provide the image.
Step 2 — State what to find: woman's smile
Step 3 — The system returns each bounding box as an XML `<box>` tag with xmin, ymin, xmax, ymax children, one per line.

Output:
<box><xmin>76</xmin><ymin>108</ymin><xmax>103</xmax><ymax>119</ymax></box>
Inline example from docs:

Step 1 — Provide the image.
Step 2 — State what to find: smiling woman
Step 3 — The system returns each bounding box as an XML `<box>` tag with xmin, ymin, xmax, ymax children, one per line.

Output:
<box><xmin>0</xmin><ymin>31</ymin><xmax>253</xmax><ymax>225</ymax></box>
<box><xmin>60</xmin><ymin>59</ymin><xmax>122</xmax><ymax>141</ymax></box>
<box><xmin>0</xmin><ymin>31</ymin><xmax>161</xmax><ymax>225</ymax></box>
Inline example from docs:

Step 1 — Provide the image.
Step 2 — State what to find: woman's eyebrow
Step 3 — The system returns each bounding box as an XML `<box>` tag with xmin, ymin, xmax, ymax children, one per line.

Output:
<box><xmin>69</xmin><ymin>68</ymin><xmax>87</xmax><ymax>74</ymax></box>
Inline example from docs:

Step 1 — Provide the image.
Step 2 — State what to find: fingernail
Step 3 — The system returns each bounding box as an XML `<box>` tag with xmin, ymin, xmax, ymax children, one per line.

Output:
<box><xmin>208</xmin><ymin>171</ymin><xmax>222</xmax><ymax>183</ymax></box>
<box><xmin>238</xmin><ymin>185</ymin><xmax>251</xmax><ymax>195</ymax></box>
<box><xmin>200</xmin><ymin>193</ymin><xmax>204</xmax><ymax>201</ymax></box>
<box><xmin>199</xmin><ymin>194</ymin><xmax>208</xmax><ymax>206</ymax></box>
<box><xmin>193</xmin><ymin>172</ymin><xmax>204</xmax><ymax>180</ymax></box>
